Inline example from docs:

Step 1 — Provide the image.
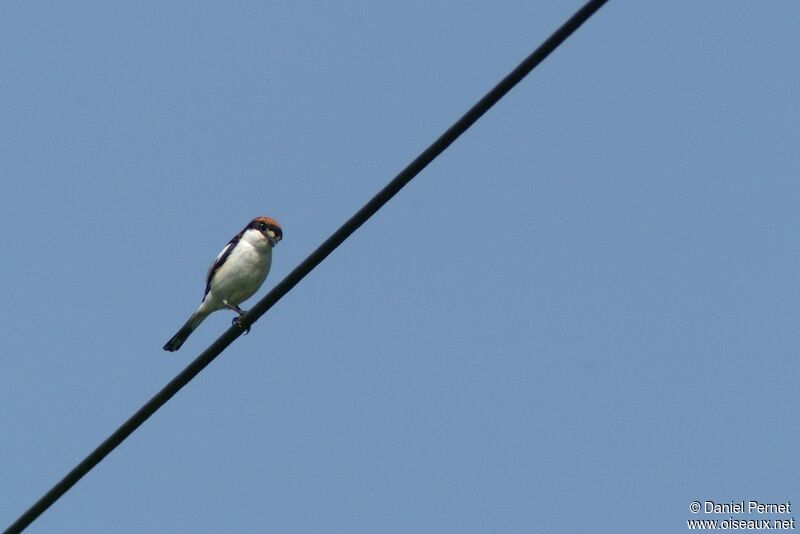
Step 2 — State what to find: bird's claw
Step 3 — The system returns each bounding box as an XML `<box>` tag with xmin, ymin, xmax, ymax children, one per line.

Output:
<box><xmin>232</xmin><ymin>315</ymin><xmax>251</xmax><ymax>335</ymax></box>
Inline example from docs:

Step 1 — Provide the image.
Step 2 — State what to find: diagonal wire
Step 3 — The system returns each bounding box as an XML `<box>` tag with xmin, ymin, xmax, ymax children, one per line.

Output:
<box><xmin>4</xmin><ymin>1</ymin><xmax>609</xmax><ymax>532</ymax></box>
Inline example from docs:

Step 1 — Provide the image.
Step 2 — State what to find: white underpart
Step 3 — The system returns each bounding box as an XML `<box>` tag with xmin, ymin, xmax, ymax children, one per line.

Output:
<box><xmin>197</xmin><ymin>228</ymin><xmax>272</xmax><ymax>316</ymax></box>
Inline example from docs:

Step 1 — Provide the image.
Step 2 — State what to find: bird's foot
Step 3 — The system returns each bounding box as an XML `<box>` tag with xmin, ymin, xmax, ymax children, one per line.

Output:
<box><xmin>232</xmin><ymin>312</ymin><xmax>250</xmax><ymax>334</ymax></box>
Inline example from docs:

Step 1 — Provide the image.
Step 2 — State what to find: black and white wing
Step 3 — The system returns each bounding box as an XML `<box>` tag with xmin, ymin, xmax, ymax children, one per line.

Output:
<box><xmin>203</xmin><ymin>229</ymin><xmax>244</xmax><ymax>298</ymax></box>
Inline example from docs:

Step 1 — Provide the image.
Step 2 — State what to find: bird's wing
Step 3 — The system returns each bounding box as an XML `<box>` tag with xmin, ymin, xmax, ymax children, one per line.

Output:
<box><xmin>203</xmin><ymin>229</ymin><xmax>244</xmax><ymax>298</ymax></box>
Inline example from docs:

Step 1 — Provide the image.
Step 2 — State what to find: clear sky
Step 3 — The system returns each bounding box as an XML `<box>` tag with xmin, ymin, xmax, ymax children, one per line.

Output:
<box><xmin>2</xmin><ymin>2</ymin><xmax>798</xmax><ymax>533</ymax></box>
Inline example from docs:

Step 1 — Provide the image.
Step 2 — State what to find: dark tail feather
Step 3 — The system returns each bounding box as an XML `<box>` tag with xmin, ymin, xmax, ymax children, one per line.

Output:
<box><xmin>163</xmin><ymin>312</ymin><xmax>205</xmax><ymax>352</ymax></box>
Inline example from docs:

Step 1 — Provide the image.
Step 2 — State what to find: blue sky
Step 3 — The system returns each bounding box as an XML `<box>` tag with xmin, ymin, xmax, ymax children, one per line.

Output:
<box><xmin>2</xmin><ymin>2</ymin><xmax>798</xmax><ymax>533</ymax></box>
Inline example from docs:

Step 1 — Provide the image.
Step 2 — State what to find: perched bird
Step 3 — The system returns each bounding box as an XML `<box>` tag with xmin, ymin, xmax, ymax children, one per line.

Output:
<box><xmin>163</xmin><ymin>216</ymin><xmax>282</xmax><ymax>352</ymax></box>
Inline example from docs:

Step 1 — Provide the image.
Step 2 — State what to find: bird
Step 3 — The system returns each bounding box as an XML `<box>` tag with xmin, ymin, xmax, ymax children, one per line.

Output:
<box><xmin>163</xmin><ymin>216</ymin><xmax>283</xmax><ymax>352</ymax></box>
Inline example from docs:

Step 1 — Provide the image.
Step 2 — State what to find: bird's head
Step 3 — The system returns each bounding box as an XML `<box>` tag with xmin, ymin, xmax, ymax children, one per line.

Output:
<box><xmin>249</xmin><ymin>216</ymin><xmax>282</xmax><ymax>247</ymax></box>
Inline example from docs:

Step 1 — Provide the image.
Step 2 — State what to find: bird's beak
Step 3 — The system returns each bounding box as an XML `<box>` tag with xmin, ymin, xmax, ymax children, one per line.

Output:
<box><xmin>267</xmin><ymin>232</ymin><xmax>281</xmax><ymax>247</ymax></box>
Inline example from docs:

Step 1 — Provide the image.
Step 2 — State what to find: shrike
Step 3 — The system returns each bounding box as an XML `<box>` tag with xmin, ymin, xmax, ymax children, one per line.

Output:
<box><xmin>163</xmin><ymin>216</ymin><xmax>282</xmax><ymax>351</ymax></box>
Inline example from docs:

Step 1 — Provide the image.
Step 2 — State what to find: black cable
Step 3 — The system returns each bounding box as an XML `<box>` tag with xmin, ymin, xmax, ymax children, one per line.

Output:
<box><xmin>4</xmin><ymin>1</ymin><xmax>609</xmax><ymax>532</ymax></box>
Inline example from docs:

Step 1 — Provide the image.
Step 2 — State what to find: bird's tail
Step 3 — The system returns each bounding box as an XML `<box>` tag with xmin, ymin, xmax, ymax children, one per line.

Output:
<box><xmin>163</xmin><ymin>312</ymin><xmax>207</xmax><ymax>352</ymax></box>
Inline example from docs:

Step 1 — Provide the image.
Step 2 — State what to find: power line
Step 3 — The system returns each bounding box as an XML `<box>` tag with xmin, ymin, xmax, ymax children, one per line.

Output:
<box><xmin>3</xmin><ymin>1</ymin><xmax>609</xmax><ymax>532</ymax></box>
